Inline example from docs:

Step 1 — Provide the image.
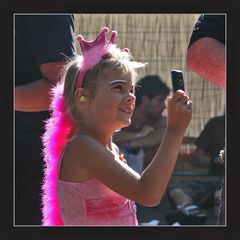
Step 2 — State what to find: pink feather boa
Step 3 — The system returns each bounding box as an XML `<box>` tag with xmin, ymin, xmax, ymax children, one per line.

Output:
<box><xmin>41</xmin><ymin>81</ymin><xmax>75</xmax><ymax>225</ymax></box>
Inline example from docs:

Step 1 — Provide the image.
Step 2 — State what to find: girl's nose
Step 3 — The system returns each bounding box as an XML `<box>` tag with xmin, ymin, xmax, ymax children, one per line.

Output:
<box><xmin>125</xmin><ymin>93</ymin><xmax>136</xmax><ymax>103</ymax></box>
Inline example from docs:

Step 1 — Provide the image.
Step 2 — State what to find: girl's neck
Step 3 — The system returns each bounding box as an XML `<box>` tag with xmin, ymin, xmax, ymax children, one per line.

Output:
<box><xmin>77</xmin><ymin>127</ymin><xmax>113</xmax><ymax>150</ymax></box>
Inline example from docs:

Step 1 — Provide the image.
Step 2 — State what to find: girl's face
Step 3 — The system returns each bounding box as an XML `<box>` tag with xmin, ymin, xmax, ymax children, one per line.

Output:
<box><xmin>88</xmin><ymin>69</ymin><xmax>136</xmax><ymax>131</ymax></box>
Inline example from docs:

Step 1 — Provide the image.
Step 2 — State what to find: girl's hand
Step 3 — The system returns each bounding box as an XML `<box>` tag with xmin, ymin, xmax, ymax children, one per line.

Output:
<box><xmin>167</xmin><ymin>90</ymin><xmax>192</xmax><ymax>134</ymax></box>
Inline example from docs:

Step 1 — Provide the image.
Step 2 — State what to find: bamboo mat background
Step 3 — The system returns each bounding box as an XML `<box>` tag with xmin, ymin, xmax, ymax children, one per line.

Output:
<box><xmin>74</xmin><ymin>14</ymin><xmax>225</xmax><ymax>138</ymax></box>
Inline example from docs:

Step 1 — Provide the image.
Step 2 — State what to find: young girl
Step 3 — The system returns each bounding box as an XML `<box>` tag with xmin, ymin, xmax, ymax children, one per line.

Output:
<box><xmin>41</xmin><ymin>27</ymin><xmax>192</xmax><ymax>226</ymax></box>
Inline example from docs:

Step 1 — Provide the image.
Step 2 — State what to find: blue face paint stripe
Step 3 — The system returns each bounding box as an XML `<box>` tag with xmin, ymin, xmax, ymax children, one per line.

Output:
<box><xmin>109</xmin><ymin>80</ymin><xmax>128</xmax><ymax>85</ymax></box>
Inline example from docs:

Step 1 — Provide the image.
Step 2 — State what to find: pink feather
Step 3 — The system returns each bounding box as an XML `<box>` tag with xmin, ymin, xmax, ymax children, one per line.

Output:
<box><xmin>41</xmin><ymin>82</ymin><xmax>75</xmax><ymax>225</ymax></box>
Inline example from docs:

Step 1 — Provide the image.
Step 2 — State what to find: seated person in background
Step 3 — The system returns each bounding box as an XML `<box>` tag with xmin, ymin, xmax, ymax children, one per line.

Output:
<box><xmin>165</xmin><ymin>114</ymin><xmax>225</xmax><ymax>225</ymax></box>
<box><xmin>113</xmin><ymin>75</ymin><xmax>170</xmax><ymax>174</ymax></box>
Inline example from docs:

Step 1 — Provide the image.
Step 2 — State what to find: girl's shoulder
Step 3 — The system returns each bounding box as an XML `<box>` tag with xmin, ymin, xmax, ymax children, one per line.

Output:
<box><xmin>59</xmin><ymin>134</ymin><xmax>97</xmax><ymax>182</ymax></box>
<box><xmin>66</xmin><ymin>133</ymin><xmax>107</xmax><ymax>158</ymax></box>
<box><xmin>70</xmin><ymin>133</ymin><xmax>98</xmax><ymax>146</ymax></box>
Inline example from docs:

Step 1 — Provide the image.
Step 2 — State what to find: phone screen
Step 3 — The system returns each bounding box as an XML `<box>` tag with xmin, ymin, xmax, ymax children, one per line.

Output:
<box><xmin>171</xmin><ymin>70</ymin><xmax>185</xmax><ymax>93</ymax></box>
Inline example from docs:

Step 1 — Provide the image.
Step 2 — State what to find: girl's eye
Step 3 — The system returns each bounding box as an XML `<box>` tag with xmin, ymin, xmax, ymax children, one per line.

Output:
<box><xmin>114</xmin><ymin>85</ymin><xmax>123</xmax><ymax>91</ymax></box>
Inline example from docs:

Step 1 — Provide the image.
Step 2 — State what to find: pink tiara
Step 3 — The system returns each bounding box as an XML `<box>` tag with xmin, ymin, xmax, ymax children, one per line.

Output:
<box><xmin>76</xmin><ymin>27</ymin><xmax>118</xmax><ymax>88</ymax></box>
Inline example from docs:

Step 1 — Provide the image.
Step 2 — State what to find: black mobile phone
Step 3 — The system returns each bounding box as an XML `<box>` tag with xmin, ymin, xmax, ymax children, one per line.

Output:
<box><xmin>171</xmin><ymin>70</ymin><xmax>185</xmax><ymax>93</ymax></box>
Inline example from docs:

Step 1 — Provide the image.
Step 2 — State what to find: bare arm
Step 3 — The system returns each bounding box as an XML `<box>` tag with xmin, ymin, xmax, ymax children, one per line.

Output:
<box><xmin>187</xmin><ymin>37</ymin><xmax>226</xmax><ymax>88</ymax></box>
<box><xmin>113</xmin><ymin>125</ymin><xmax>154</xmax><ymax>143</ymax></box>
<box><xmin>15</xmin><ymin>62</ymin><xmax>65</xmax><ymax>112</ymax></box>
<box><xmin>129</xmin><ymin>118</ymin><xmax>166</xmax><ymax>149</ymax></box>
<box><xmin>63</xmin><ymin>90</ymin><xmax>192</xmax><ymax>207</ymax></box>
<box><xmin>113</xmin><ymin>131</ymin><xmax>142</xmax><ymax>143</ymax></box>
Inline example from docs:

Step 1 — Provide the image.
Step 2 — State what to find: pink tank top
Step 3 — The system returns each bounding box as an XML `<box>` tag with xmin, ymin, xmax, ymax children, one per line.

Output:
<box><xmin>57</xmin><ymin>154</ymin><xmax>138</xmax><ymax>226</ymax></box>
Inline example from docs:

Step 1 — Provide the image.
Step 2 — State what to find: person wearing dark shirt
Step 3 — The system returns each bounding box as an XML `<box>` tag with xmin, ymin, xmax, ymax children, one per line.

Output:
<box><xmin>166</xmin><ymin>115</ymin><xmax>225</xmax><ymax>225</ymax></box>
<box><xmin>113</xmin><ymin>75</ymin><xmax>170</xmax><ymax>174</ymax></box>
<box><xmin>187</xmin><ymin>14</ymin><xmax>226</xmax><ymax>225</ymax></box>
<box><xmin>15</xmin><ymin>15</ymin><xmax>76</xmax><ymax>225</ymax></box>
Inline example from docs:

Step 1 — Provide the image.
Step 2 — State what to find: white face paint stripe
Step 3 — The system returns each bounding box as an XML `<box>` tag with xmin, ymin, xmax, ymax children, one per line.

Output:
<box><xmin>109</xmin><ymin>80</ymin><xmax>128</xmax><ymax>84</ymax></box>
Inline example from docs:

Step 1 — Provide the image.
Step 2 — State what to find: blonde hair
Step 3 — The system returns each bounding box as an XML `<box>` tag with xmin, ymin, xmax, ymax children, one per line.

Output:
<box><xmin>63</xmin><ymin>46</ymin><xmax>147</xmax><ymax>122</ymax></box>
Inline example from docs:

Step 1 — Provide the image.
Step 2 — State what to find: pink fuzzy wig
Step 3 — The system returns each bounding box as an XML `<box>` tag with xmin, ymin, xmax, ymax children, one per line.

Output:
<box><xmin>41</xmin><ymin>81</ymin><xmax>75</xmax><ymax>225</ymax></box>
<box><xmin>41</xmin><ymin>27</ymin><xmax>122</xmax><ymax>225</ymax></box>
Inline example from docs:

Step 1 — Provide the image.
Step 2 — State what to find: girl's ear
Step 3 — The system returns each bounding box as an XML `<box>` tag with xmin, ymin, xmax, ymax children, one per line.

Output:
<box><xmin>74</xmin><ymin>88</ymin><xmax>90</xmax><ymax>108</ymax></box>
